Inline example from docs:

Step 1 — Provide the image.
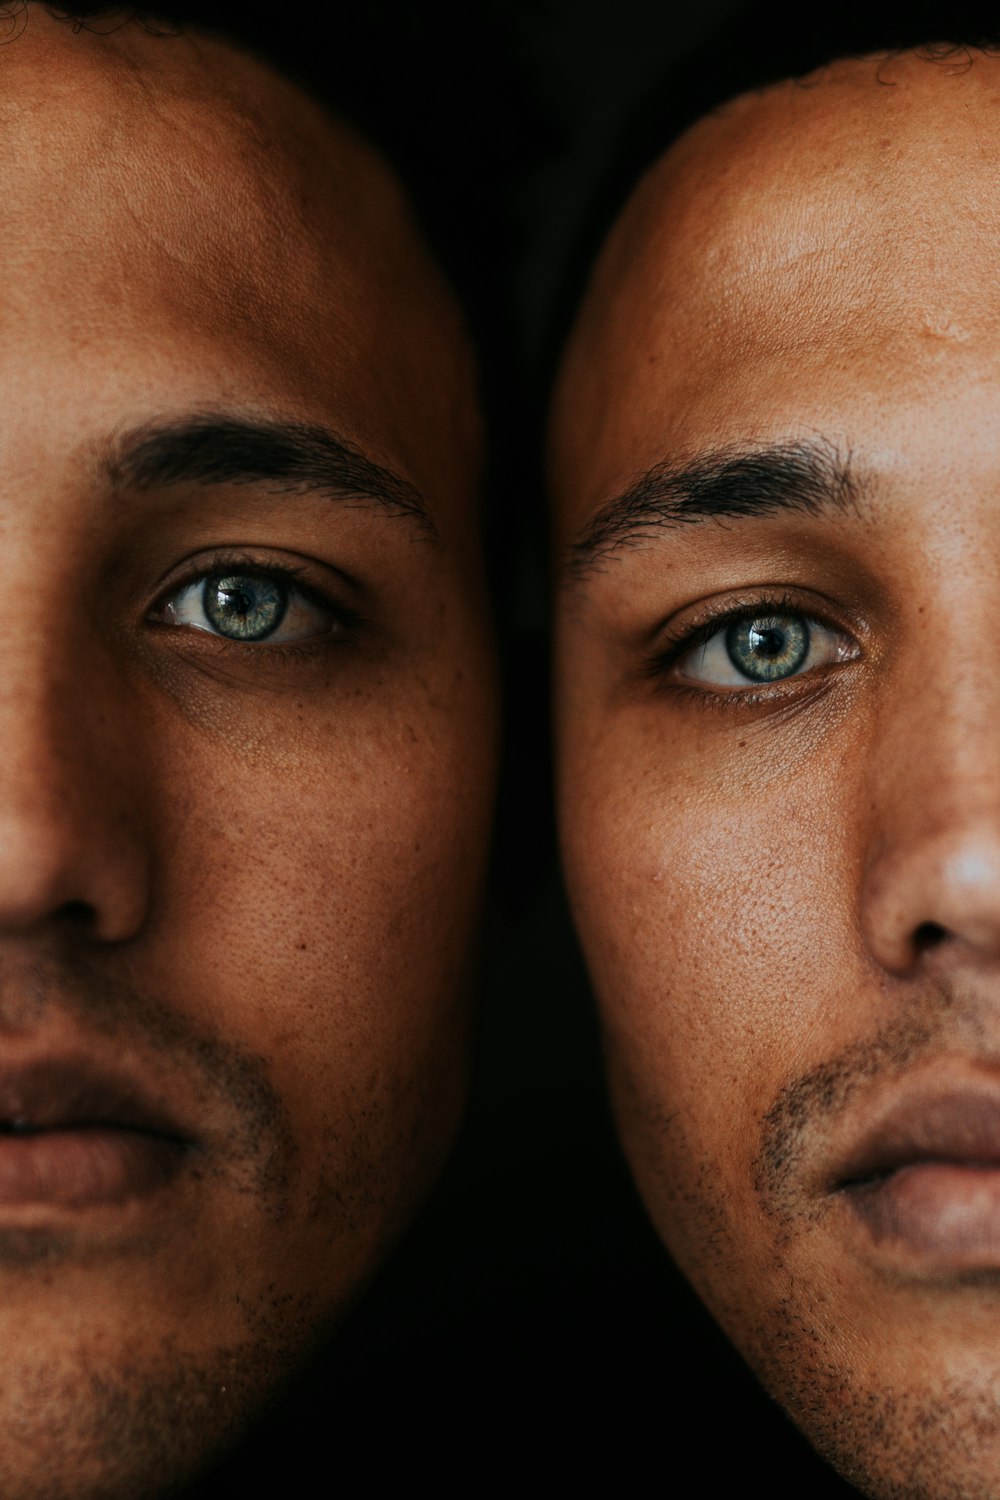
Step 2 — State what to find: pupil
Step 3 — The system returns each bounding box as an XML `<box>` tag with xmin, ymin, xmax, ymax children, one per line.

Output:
<box><xmin>750</xmin><ymin>626</ymin><xmax>785</xmax><ymax>658</ymax></box>
<box><xmin>225</xmin><ymin>587</ymin><xmax>251</xmax><ymax>616</ymax></box>
<box><xmin>203</xmin><ymin>574</ymin><xmax>288</xmax><ymax>641</ymax></box>
<box><xmin>725</xmin><ymin>614</ymin><xmax>809</xmax><ymax>681</ymax></box>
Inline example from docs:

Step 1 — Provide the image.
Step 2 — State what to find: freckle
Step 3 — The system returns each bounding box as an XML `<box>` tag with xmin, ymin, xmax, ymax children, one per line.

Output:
<box><xmin>738</xmin><ymin>740</ymin><xmax>746</xmax><ymax>748</ymax></box>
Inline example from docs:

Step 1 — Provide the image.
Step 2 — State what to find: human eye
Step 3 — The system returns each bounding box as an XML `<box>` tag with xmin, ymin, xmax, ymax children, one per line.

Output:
<box><xmin>656</xmin><ymin>597</ymin><xmax>859</xmax><ymax>692</ymax></box>
<box><xmin>152</xmin><ymin>561</ymin><xmax>348</xmax><ymax>646</ymax></box>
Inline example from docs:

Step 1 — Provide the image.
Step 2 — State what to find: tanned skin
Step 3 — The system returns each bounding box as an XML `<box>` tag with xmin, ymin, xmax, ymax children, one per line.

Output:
<box><xmin>552</xmin><ymin>49</ymin><xmax>1000</xmax><ymax>1499</ymax></box>
<box><xmin>0</xmin><ymin>10</ymin><xmax>496</xmax><ymax>1496</ymax></box>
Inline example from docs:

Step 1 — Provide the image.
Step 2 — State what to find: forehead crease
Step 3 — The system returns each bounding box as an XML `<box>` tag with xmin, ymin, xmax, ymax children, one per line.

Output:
<box><xmin>0</xmin><ymin>41</ymin><xmax>392</xmax><ymax>373</ymax></box>
<box><xmin>0</xmin><ymin>21</ymin><xmax>365</xmax><ymax>253</ymax></box>
<box><xmin>554</xmin><ymin>54</ymin><xmax>1000</xmax><ymax>510</ymax></box>
<box><xmin>628</xmin><ymin>143</ymin><xmax>998</xmax><ymax>346</ymax></box>
<box><xmin>617</xmin><ymin>55</ymin><xmax>1000</xmax><ymax>307</ymax></box>
<box><xmin>0</xmin><ymin>14</ymin><xmax>481</xmax><ymax>516</ymax></box>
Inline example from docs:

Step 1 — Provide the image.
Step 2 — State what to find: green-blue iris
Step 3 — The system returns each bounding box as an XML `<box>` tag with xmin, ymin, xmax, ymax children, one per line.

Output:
<box><xmin>203</xmin><ymin>574</ymin><xmax>288</xmax><ymax>641</ymax></box>
<box><xmin>725</xmin><ymin>615</ymin><xmax>809</xmax><ymax>682</ymax></box>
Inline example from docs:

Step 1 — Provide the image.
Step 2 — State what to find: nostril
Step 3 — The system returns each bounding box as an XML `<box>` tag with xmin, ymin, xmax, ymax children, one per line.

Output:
<box><xmin>914</xmin><ymin>920</ymin><xmax>948</xmax><ymax>952</ymax></box>
<box><xmin>53</xmin><ymin>900</ymin><xmax>98</xmax><ymax>927</ymax></box>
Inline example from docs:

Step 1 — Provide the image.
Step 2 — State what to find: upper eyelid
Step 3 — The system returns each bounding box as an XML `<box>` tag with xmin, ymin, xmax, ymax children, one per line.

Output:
<box><xmin>169</xmin><ymin>568</ymin><xmax>310</xmax><ymax>605</ymax></box>
<box><xmin>653</xmin><ymin>594</ymin><xmax>807</xmax><ymax>660</ymax></box>
<box><xmin>149</xmin><ymin>554</ymin><xmax>339</xmax><ymax>620</ymax></box>
<box><xmin>146</xmin><ymin>541</ymin><xmax>365</xmax><ymax>604</ymax></box>
<box><xmin>158</xmin><ymin>556</ymin><xmax>307</xmax><ymax>596</ymax></box>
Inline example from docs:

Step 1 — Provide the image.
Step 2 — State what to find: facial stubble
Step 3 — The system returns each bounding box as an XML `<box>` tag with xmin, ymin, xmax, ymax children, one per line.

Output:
<box><xmin>0</xmin><ymin>953</ymin><xmax>358</xmax><ymax>1500</ymax></box>
<box><xmin>741</xmin><ymin>990</ymin><xmax>1000</xmax><ymax>1498</ymax></box>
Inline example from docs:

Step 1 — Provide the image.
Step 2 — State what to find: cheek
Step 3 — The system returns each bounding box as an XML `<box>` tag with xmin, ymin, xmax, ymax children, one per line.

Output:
<box><xmin>139</xmin><ymin>688</ymin><xmax>491</xmax><ymax>1120</ymax></box>
<box><xmin>562</xmin><ymin>717</ymin><xmax>872</xmax><ymax>1220</ymax></box>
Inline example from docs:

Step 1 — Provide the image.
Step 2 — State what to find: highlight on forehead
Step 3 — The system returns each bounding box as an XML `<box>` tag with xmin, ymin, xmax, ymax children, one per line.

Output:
<box><xmin>549</xmin><ymin>45</ymin><xmax>1000</xmax><ymax>507</ymax></box>
<box><xmin>581</xmin><ymin>43</ymin><xmax>1000</xmax><ymax>300</ymax></box>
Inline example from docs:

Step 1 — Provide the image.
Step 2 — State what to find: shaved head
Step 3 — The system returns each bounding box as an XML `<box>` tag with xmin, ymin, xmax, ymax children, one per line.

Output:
<box><xmin>553</xmin><ymin>46</ymin><xmax>1000</xmax><ymax>1499</ymax></box>
<box><xmin>552</xmin><ymin>48</ymin><xmax>1000</xmax><ymax>524</ymax></box>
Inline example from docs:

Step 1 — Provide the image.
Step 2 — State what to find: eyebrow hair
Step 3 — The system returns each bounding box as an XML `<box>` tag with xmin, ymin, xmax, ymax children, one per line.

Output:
<box><xmin>566</xmin><ymin>438</ymin><xmax>859</xmax><ymax>582</ymax></box>
<box><xmin>107</xmin><ymin>412</ymin><xmax>438</xmax><ymax>539</ymax></box>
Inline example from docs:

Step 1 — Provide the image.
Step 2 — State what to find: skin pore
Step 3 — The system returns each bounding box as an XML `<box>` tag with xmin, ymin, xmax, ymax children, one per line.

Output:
<box><xmin>552</xmin><ymin>49</ymin><xmax>1000</xmax><ymax>1499</ymax></box>
<box><xmin>0</xmin><ymin>9</ymin><xmax>495</xmax><ymax>1498</ymax></box>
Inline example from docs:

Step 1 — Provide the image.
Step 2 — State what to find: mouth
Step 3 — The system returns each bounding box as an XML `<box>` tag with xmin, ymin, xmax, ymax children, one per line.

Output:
<box><xmin>835</xmin><ymin>1087</ymin><xmax>1000</xmax><ymax>1270</ymax></box>
<box><xmin>0</xmin><ymin>1059</ymin><xmax>195</xmax><ymax>1211</ymax></box>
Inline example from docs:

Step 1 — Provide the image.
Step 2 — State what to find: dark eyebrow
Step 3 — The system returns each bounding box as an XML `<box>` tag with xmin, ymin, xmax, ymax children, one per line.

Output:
<box><xmin>107</xmin><ymin>413</ymin><xmax>438</xmax><ymax>539</ymax></box>
<box><xmin>566</xmin><ymin>439</ymin><xmax>860</xmax><ymax>582</ymax></box>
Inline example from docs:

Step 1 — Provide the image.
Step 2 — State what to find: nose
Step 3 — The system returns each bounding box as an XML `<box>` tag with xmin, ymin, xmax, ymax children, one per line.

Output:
<box><xmin>861</xmin><ymin>673</ymin><xmax>1000</xmax><ymax>977</ymax></box>
<box><xmin>0</xmin><ymin>654</ymin><xmax>150</xmax><ymax>943</ymax></box>
<box><xmin>864</xmin><ymin>832</ymin><xmax>1000</xmax><ymax>973</ymax></box>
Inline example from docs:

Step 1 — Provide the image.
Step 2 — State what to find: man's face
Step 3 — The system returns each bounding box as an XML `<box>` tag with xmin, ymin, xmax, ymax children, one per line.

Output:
<box><xmin>552</xmin><ymin>51</ymin><xmax>1000</xmax><ymax>1498</ymax></box>
<box><xmin>0</xmin><ymin>12</ymin><xmax>495</xmax><ymax>1497</ymax></box>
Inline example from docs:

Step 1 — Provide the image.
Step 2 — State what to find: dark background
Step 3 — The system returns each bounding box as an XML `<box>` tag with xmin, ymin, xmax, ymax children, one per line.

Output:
<box><xmin>172</xmin><ymin>0</ymin><xmax>1000</xmax><ymax>1490</ymax></box>
<box><xmin>183</xmin><ymin>1</ymin><xmax>870</xmax><ymax>1492</ymax></box>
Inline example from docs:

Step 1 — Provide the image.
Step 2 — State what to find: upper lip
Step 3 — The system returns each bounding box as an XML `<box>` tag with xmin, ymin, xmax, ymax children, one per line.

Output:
<box><xmin>0</xmin><ymin>1057</ymin><xmax>192</xmax><ymax>1143</ymax></box>
<box><xmin>834</xmin><ymin>1085</ymin><xmax>1000</xmax><ymax>1190</ymax></box>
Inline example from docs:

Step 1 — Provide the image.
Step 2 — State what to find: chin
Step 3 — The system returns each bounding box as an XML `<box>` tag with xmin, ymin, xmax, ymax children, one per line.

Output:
<box><xmin>763</xmin><ymin>1334</ymin><xmax>1000</xmax><ymax>1500</ymax></box>
<box><xmin>0</xmin><ymin>1327</ymin><xmax>289</xmax><ymax>1500</ymax></box>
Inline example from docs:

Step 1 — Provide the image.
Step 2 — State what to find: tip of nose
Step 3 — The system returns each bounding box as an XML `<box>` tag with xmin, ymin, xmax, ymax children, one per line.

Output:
<box><xmin>945</xmin><ymin>848</ymin><xmax>1000</xmax><ymax>892</ymax></box>
<box><xmin>864</xmin><ymin>831</ymin><xmax>1000</xmax><ymax>975</ymax></box>
<box><xmin>0</xmin><ymin>837</ymin><xmax>147</xmax><ymax>942</ymax></box>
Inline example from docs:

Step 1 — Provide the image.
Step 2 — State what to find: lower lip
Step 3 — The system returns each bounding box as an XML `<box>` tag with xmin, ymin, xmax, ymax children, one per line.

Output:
<box><xmin>0</xmin><ymin>1128</ymin><xmax>186</xmax><ymax>1209</ymax></box>
<box><xmin>847</xmin><ymin>1162</ymin><xmax>1000</xmax><ymax>1268</ymax></box>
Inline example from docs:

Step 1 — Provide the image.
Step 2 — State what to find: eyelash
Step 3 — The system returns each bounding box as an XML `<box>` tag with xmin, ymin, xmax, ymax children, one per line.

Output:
<box><xmin>148</xmin><ymin>553</ymin><xmax>364</xmax><ymax>655</ymax></box>
<box><xmin>646</xmin><ymin>590</ymin><xmax>852</xmax><ymax>697</ymax></box>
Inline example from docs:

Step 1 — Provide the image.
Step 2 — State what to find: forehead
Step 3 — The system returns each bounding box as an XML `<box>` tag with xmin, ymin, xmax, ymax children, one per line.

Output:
<box><xmin>551</xmin><ymin>51</ymin><xmax>1000</xmax><ymax>525</ymax></box>
<box><xmin>0</xmin><ymin>12</ymin><xmax>475</xmax><ymax>507</ymax></box>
